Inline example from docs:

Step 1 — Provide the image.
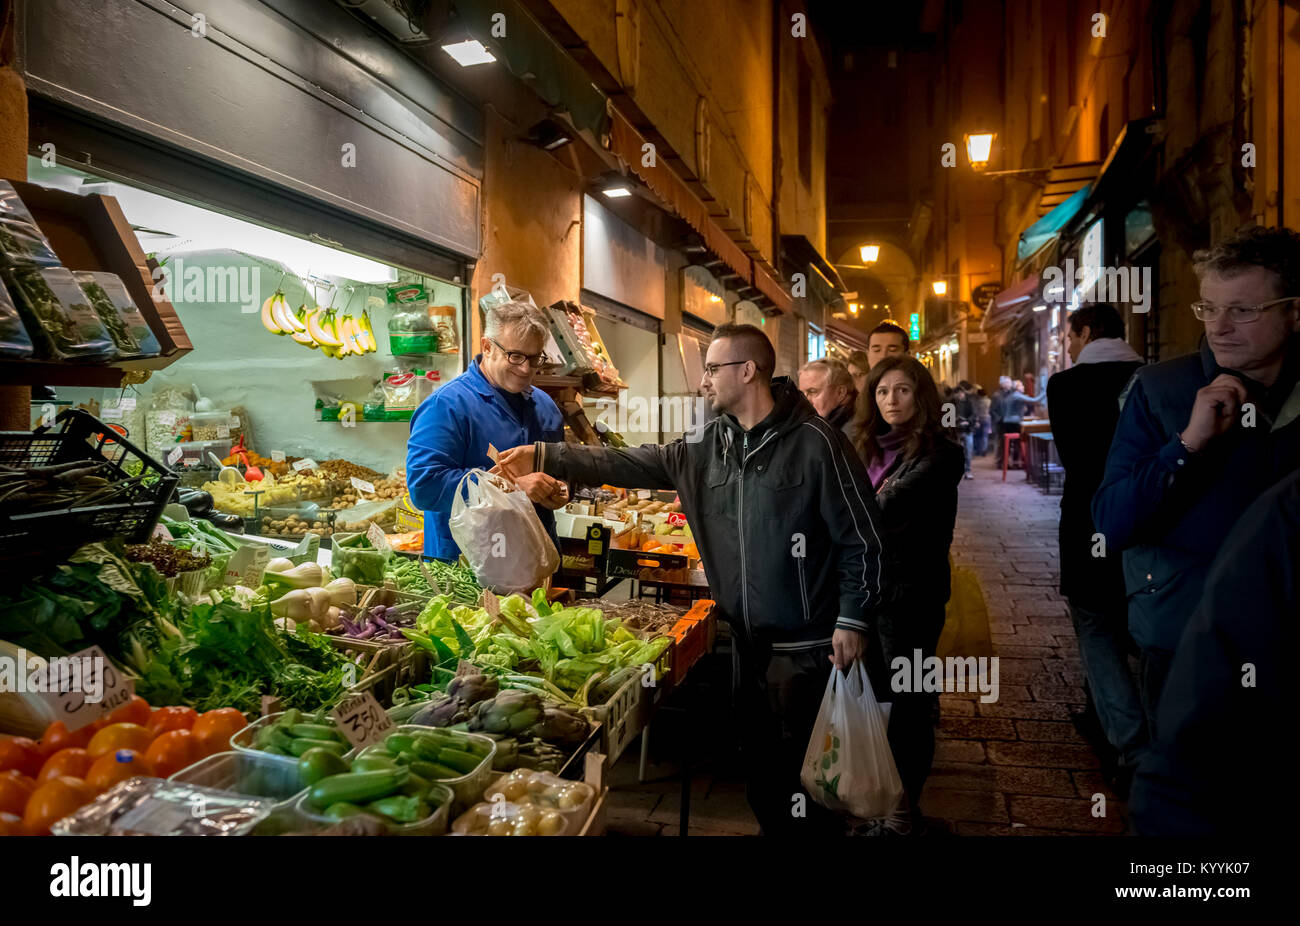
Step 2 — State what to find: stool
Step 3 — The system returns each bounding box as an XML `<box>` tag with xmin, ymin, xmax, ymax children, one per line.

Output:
<box><xmin>1002</xmin><ymin>433</ymin><xmax>1022</xmax><ymax>482</ymax></box>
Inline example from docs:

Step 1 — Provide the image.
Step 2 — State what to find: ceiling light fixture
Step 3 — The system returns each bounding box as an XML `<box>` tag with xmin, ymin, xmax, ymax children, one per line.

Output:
<box><xmin>441</xmin><ymin>39</ymin><xmax>496</xmax><ymax>67</ymax></box>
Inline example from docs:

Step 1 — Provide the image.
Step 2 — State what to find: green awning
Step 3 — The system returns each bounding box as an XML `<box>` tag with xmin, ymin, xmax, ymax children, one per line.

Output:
<box><xmin>1017</xmin><ymin>184</ymin><xmax>1091</xmax><ymax>264</ymax></box>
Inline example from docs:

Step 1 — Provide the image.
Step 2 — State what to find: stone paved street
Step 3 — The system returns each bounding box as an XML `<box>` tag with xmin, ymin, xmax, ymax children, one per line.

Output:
<box><xmin>604</xmin><ymin>450</ymin><xmax>1124</xmax><ymax>836</ymax></box>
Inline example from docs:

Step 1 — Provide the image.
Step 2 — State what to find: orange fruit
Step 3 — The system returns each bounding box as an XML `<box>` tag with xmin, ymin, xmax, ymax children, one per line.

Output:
<box><xmin>144</xmin><ymin>730</ymin><xmax>202</xmax><ymax>778</ymax></box>
<box><xmin>22</xmin><ymin>775</ymin><xmax>94</xmax><ymax>835</ymax></box>
<box><xmin>85</xmin><ymin>723</ymin><xmax>154</xmax><ymax>759</ymax></box>
<box><xmin>146</xmin><ymin>706</ymin><xmax>198</xmax><ymax>738</ymax></box>
<box><xmin>36</xmin><ymin>748</ymin><xmax>94</xmax><ymax>785</ymax></box>
<box><xmin>0</xmin><ymin>770</ymin><xmax>36</xmax><ymax>817</ymax></box>
<box><xmin>0</xmin><ymin>737</ymin><xmax>44</xmax><ymax>778</ymax></box>
<box><xmin>191</xmin><ymin>708</ymin><xmax>247</xmax><ymax>757</ymax></box>
<box><xmin>104</xmin><ymin>695</ymin><xmax>152</xmax><ymax>728</ymax></box>
<box><xmin>0</xmin><ymin>812</ymin><xmax>22</xmax><ymax>836</ymax></box>
<box><xmin>38</xmin><ymin>721</ymin><xmax>95</xmax><ymax>756</ymax></box>
<box><xmin>84</xmin><ymin>749</ymin><xmax>152</xmax><ymax>794</ymax></box>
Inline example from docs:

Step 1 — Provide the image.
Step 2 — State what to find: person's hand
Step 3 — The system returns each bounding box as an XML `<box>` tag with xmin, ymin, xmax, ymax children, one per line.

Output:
<box><xmin>515</xmin><ymin>472</ymin><xmax>570</xmax><ymax>509</ymax></box>
<box><xmin>1181</xmin><ymin>374</ymin><xmax>1250</xmax><ymax>452</ymax></box>
<box><xmin>829</xmin><ymin>628</ymin><xmax>867</xmax><ymax>672</ymax></box>
<box><xmin>494</xmin><ymin>444</ymin><xmax>537</xmax><ymax>480</ymax></box>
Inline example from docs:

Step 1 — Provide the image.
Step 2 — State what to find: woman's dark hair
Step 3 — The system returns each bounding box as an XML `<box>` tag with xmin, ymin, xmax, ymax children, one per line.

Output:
<box><xmin>852</xmin><ymin>355</ymin><xmax>946</xmax><ymax>467</ymax></box>
<box><xmin>1069</xmin><ymin>303</ymin><xmax>1125</xmax><ymax>339</ymax></box>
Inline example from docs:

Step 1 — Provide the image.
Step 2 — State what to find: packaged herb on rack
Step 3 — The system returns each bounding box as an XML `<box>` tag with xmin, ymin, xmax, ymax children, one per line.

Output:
<box><xmin>4</xmin><ymin>266</ymin><xmax>115</xmax><ymax>360</ymax></box>
<box><xmin>73</xmin><ymin>271</ymin><xmax>161</xmax><ymax>359</ymax></box>
<box><xmin>0</xmin><ymin>181</ymin><xmax>61</xmax><ymax>268</ymax></box>
<box><xmin>386</xmin><ymin>281</ymin><xmax>437</xmax><ymax>355</ymax></box>
<box><xmin>0</xmin><ymin>276</ymin><xmax>34</xmax><ymax>358</ymax></box>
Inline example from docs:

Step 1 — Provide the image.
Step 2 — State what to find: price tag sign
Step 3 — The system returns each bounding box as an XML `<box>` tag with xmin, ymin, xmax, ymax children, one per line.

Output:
<box><xmin>351</xmin><ymin>476</ymin><xmax>376</xmax><ymax>495</ymax></box>
<box><xmin>226</xmin><ymin>544</ymin><xmax>270</xmax><ymax>587</ymax></box>
<box><xmin>637</xmin><ymin>489</ymin><xmax>652</xmax><ymax>500</ymax></box>
<box><xmin>418</xmin><ymin>560</ymin><xmax>445</xmax><ymax>597</ymax></box>
<box><xmin>293</xmin><ymin>458</ymin><xmax>318</xmax><ymax>472</ymax></box>
<box><xmin>331</xmin><ymin>690</ymin><xmax>394</xmax><ymax>750</ymax></box>
<box><xmin>269</xmin><ymin>450</ymin><xmax>285</xmax><ymax>462</ymax></box>
<box><xmin>482</xmin><ymin>588</ymin><xmax>501</xmax><ymax>618</ymax></box>
<box><xmin>216</xmin><ymin>426</ymin><xmax>231</xmax><ymax>439</ymax></box>
<box><xmin>166</xmin><ymin>445</ymin><xmax>183</xmax><ymax>466</ymax></box>
<box><xmin>118</xmin><ymin>397</ymin><xmax>137</xmax><ymax>410</ymax></box>
<box><xmin>366</xmin><ymin>522</ymin><xmax>392</xmax><ymax>552</ymax></box>
<box><xmin>34</xmin><ymin>645</ymin><xmax>135</xmax><ymax>732</ymax></box>
<box><xmin>158</xmin><ymin>411</ymin><xmax>177</xmax><ymax>426</ymax></box>
<box><xmin>100</xmin><ymin>406</ymin><xmax>124</xmax><ymax>421</ymax></box>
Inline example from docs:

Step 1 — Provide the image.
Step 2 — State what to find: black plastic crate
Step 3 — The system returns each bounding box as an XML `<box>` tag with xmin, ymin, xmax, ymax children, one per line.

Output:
<box><xmin>0</xmin><ymin>408</ymin><xmax>178</xmax><ymax>556</ymax></box>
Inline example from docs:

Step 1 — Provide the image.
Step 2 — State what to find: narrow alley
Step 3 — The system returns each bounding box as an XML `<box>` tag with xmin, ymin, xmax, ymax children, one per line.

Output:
<box><xmin>605</xmin><ymin>451</ymin><xmax>1125</xmax><ymax>836</ymax></box>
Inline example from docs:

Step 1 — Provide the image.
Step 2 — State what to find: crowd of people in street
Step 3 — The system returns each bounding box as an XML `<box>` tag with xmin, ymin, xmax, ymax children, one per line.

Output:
<box><xmin>405</xmin><ymin>223</ymin><xmax>1297</xmax><ymax>838</ymax></box>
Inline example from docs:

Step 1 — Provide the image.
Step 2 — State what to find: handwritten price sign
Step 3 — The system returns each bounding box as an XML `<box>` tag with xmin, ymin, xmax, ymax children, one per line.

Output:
<box><xmin>330</xmin><ymin>690</ymin><xmax>394</xmax><ymax>749</ymax></box>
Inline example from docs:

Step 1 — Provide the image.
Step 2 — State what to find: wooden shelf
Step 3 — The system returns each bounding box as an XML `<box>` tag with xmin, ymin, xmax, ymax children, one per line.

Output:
<box><xmin>2</xmin><ymin>178</ymin><xmax>192</xmax><ymax>388</ymax></box>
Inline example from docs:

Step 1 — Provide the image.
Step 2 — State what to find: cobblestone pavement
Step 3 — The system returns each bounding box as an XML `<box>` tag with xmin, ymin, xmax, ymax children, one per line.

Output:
<box><xmin>923</xmin><ymin>451</ymin><xmax>1126</xmax><ymax>836</ymax></box>
<box><xmin>604</xmin><ymin>451</ymin><xmax>1123</xmax><ymax>836</ymax></box>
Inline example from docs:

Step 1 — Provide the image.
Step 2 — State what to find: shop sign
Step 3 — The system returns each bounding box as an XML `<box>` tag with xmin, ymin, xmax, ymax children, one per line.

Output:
<box><xmin>971</xmin><ymin>282</ymin><xmax>1002</xmax><ymax>309</ymax></box>
<box><xmin>21</xmin><ymin>645</ymin><xmax>135</xmax><ymax>732</ymax></box>
<box><xmin>909</xmin><ymin>313</ymin><xmax>921</xmax><ymax>342</ymax></box>
<box><xmin>967</xmin><ymin>333</ymin><xmax>988</xmax><ymax>344</ymax></box>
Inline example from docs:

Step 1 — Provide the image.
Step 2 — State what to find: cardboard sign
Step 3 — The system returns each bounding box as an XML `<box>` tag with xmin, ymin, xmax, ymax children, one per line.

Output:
<box><xmin>292</xmin><ymin>458</ymin><xmax>318</xmax><ymax>472</ymax></box>
<box><xmin>482</xmin><ymin>588</ymin><xmax>501</xmax><ymax>618</ymax></box>
<box><xmin>331</xmin><ymin>690</ymin><xmax>394</xmax><ymax>750</ymax></box>
<box><xmin>366</xmin><ymin>523</ymin><xmax>392</xmax><ymax>552</ymax></box>
<box><xmin>351</xmin><ymin>476</ymin><xmax>376</xmax><ymax>495</ymax></box>
<box><xmin>226</xmin><ymin>544</ymin><xmax>270</xmax><ymax>588</ymax></box>
<box><xmin>34</xmin><ymin>645</ymin><xmax>135</xmax><ymax>732</ymax></box>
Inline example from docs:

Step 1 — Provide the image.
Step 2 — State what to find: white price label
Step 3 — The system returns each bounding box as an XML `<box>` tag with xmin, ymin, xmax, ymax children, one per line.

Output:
<box><xmin>331</xmin><ymin>690</ymin><xmax>394</xmax><ymax>750</ymax></box>
<box><xmin>34</xmin><ymin>645</ymin><xmax>135</xmax><ymax>732</ymax></box>
<box><xmin>100</xmin><ymin>407</ymin><xmax>124</xmax><ymax>421</ymax></box>
<box><xmin>216</xmin><ymin>426</ymin><xmax>231</xmax><ymax>439</ymax></box>
<box><xmin>366</xmin><ymin>523</ymin><xmax>391</xmax><ymax>552</ymax></box>
<box><xmin>167</xmin><ymin>446</ymin><xmax>183</xmax><ymax>465</ymax></box>
<box><xmin>159</xmin><ymin>411</ymin><xmax>177</xmax><ymax>426</ymax></box>
<box><xmin>292</xmin><ymin>458</ymin><xmax>318</xmax><ymax>472</ymax></box>
<box><xmin>636</xmin><ymin>489</ymin><xmax>652</xmax><ymax>500</ymax></box>
<box><xmin>226</xmin><ymin>544</ymin><xmax>270</xmax><ymax>587</ymax></box>
<box><xmin>350</xmin><ymin>476</ymin><xmax>376</xmax><ymax>494</ymax></box>
<box><xmin>228</xmin><ymin>415</ymin><xmax>240</xmax><ymax>428</ymax></box>
<box><xmin>117</xmin><ymin>397</ymin><xmax>137</xmax><ymax>410</ymax></box>
<box><xmin>269</xmin><ymin>450</ymin><xmax>286</xmax><ymax>463</ymax></box>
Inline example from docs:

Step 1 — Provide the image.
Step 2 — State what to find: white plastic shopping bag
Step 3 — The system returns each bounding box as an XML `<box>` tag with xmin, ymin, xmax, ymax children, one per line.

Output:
<box><xmin>449</xmin><ymin>469</ymin><xmax>560</xmax><ymax>594</ymax></box>
<box><xmin>800</xmin><ymin>661</ymin><xmax>904</xmax><ymax>820</ymax></box>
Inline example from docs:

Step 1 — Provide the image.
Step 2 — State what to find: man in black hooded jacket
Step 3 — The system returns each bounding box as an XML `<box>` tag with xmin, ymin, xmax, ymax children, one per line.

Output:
<box><xmin>497</xmin><ymin>324</ymin><xmax>890</xmax><ymax>835</ymax></box>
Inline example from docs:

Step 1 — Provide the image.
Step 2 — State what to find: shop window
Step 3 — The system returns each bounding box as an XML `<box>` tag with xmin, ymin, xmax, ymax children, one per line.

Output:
<box><xmin>808</xmin><ymin>324</ymin><xmax>826</xmax><ymax>360</ymax></box>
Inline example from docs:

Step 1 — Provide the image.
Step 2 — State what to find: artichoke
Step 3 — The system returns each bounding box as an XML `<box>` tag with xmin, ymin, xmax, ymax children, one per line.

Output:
<box><xmin>470</xmin><ymin>690</ymin><xmax>544</xmax><ymax>736</ymax></box>
<box><xmin>446</xmin><ymin>673</ymin><xmax>499</xmax><ymax>707</ymax></box>
<box><xmin>533</xmin><ymin>707</ymin><xmax>590</xmax><ymax>747</ymax></box>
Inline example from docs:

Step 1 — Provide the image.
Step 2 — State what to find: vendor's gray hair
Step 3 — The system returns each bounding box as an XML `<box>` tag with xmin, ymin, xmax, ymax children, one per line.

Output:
<box><xmin>800</xmin><ymin>358</ymin><xmax>854</xmax><ymax>392</ymax></box>
<box><xmin>483</xmin><ymin>300</ymin><xmax>549</xmax><ymax>342</ymax></box>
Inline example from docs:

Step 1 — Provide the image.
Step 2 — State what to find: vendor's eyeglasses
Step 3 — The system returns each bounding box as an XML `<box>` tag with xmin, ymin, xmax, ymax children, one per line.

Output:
<box><xmin>489</xmin><ymin>338</ymin><xmax>545</xmax><ymax>367</ymax></box>
<box><xmin>703</xmin><ymin>360</ymin><xmax>749</xmax><ymax>377</ymax></box>
<box><xmin>1191</xmin><ymin>296</ymin><xmax>1298</xmax><ymax>324</ymax></box>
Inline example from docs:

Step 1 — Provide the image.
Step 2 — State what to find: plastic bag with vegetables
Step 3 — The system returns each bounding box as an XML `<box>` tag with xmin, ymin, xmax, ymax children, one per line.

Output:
<box><xmin>0</xmin><ymin>181</ymin><xmax>61</xmax><ymax>268</ymax></box>
<box><xmin>73</xmin><ymin>271</ymin><xmax>161</xmax><ymax>359</ymax></box>
<box><xmin>0</xmin><ymin>278</ymin><xmax>34</xmax><ymax>359</ymax></box>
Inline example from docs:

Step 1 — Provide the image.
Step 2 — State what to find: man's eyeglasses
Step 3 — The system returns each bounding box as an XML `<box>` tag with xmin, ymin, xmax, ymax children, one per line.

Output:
<box><xmin>1191</xmin><ymin>296</ymin><xmax>1298</xmax><ymax>324</ymax></box>
<box><xmin>489</xmin><ymin>337</ymin><xmax>546</xmax><ymax>368</ymax></box>
<box><xmin>703</xmin><ymin>360</ymin><xmax>750</xmax><ymax>377</ymax></box>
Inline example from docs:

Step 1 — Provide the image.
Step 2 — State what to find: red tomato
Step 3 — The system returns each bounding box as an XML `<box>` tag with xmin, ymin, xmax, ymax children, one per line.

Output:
<box><xmin>0</xmin><ymin>738</ymin><xmax>44</xmax><ymax>778</ymax></box>
<box><xmin>146</xmin><ymin>706</ymin><xmax>198</xmax><ymax>738</ymax></box>
<box><xmin>191</xmin><ymin>708</ymin><xmax>247</xmax><ymax>757</ymax></box>
<box><xmin>104</xmin><ymin>695</ymin><xmax>152</xmax><ymax>728</ymax></box>
<box><xmin>38</xmin><ymin>721</ymin><xmax>95</xmax><ymax>756</ymax></box>
<box><xmin>144</xmin><ymin>730</ymin><xmax>202</xmax><ymax>777</ymax></box>
<box><xmin>0</xmin><ymin>770</ymin><xmax>35</xmax><ymax>817</ymax></box>
<box><xmin>36</xmin><ymin>748</ymin><xmax>93</xmax><ymax>785</ymax></box>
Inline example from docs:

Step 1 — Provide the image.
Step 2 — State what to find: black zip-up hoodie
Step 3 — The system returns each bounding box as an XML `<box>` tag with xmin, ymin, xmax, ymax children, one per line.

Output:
<box><xmin>536</xmin><ymin>378</ymin><xmax>889</xmax><ymax>650</ymax></box>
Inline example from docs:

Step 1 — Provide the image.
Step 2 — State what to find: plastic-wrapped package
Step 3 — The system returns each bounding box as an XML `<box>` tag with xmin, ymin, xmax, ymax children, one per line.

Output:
<box><xmin>386</xmin><ymin>281</ymin><xmax>437</xmax><ymax>354</ymax></box>
<box><xmin>4</xmin><ymin>265</ymin><xmax>115</xmax><ymax>360</ymax></box>
<box><xmin>0</xmin><ymin>181</ymin><xmax>61</xmax><ymax>268</ymax></box>
<box><xmin>74</xmin><ymin>270</ymin><xmax>161</xmax><ymax>359</ymax></box>
<box><xmin>0</xmin><ymin>276</ymin><xmax>34</xmax><ymax>358</ymax></box>
<box><xmin>51</xmin><ymin>776</ymin><xmax>275</xmax><ymax>836</ymax></box>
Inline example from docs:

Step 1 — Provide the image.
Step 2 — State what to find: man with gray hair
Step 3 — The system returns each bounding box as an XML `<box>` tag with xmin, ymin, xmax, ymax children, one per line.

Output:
<box><xmin>406</xmin><ymin>299</ymin><xmax>568</xmax><ymax>561</ymax></box>
<box><xmin>798</xmin><ymin>358</ymin><xmax>857</xmax><ymax>437</ymax></box>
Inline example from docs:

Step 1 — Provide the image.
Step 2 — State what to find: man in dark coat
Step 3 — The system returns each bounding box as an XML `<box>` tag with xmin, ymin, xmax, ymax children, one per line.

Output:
<box><xmin>1129</xmin><ymin>464</ymin><xmax>1298</xmax><ymax>836</ymax></box>
<box><xmin>1093</xmin><ymin>226</ymin><xmax>1300</xmax><ymax>738</ymax></box>
<box><xmin>1046</xmin><ymin>304</ymin><xmax>1145</xmax><ymax>791</ymax></box>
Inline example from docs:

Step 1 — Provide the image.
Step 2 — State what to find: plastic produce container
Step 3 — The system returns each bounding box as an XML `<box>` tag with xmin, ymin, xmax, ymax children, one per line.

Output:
<box><xmin>483</xmin><ymin>769</ymin><xmax>594</xmax><ymax>836</ymax></box>
<box><xmin>393</xmin><ymin>724</ymin><xmax>496</xmax><ymax>808</ymax></box>
<box><xmin>294</xmin><ymin>781</ymin><xmax>454</xmax><ymax>836</ymax></box>
<box><xmin>229</xmin><ymin>712</ymin><xmax>357</xmax><ymax>767</ymax></box>
<box><xmin>168</xmin><ymin>750</ymin><xmax>306</xmax><ymax>812</ymax></box>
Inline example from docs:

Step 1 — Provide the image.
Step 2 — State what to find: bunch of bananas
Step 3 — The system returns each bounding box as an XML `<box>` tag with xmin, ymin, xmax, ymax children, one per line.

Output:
<box><xmin>259</xmin><ymin>290</ymin><xmax>378</xmax><ymax>357</ymax></box>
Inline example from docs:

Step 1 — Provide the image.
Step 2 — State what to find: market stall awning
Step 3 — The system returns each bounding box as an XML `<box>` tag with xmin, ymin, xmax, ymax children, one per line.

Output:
<box><xmin>1082</xmin><ymin>118</ymin><xmax>1160</xmax><ymax>216</ymax></box>
<box><xmin>826</xmin><ymin>318</ymin><xmax>871</xmax><ymax>352</ymax></box>
<box><xmin>781</xmin><ymin>235</ymin><xmax>848</xmax><ymax>294</ymax></box>
<box><xmin>1017</xmin><ymin>183</ymin><xmax>1092</xmax><ymax>265</ymax></box>
<box><xmin>983</xmin><ymin>275</ymin><xmax>1042</xmax><ymax>333</ymax></box>
<box><xmin>609</xmin><ymin>108</ymin><xmax>793</xmax><ymax>315</ymax></box>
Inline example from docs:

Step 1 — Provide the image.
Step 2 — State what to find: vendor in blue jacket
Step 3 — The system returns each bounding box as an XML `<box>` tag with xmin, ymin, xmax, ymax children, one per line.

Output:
<box><xmin>406</xmin><ymin>300</ymin><xmax>569</xmax><ymax>561</ymax></box>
